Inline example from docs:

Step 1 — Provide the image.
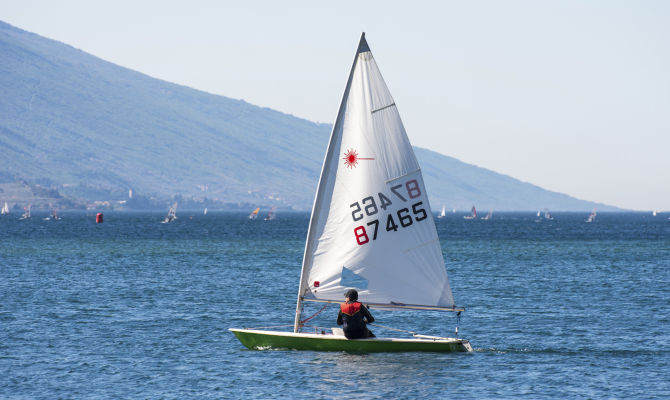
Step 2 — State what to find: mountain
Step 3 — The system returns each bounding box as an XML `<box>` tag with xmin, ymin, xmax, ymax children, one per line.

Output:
<box><xmin>0</xmin><ymin>21</ymin><xmax>619</xmax><ymax>211</ymax></box>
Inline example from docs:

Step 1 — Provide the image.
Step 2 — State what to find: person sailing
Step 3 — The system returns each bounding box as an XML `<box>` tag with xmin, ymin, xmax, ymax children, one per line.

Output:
<box><xmin>336</xmin><ymin>289</ymin><xmax>375</xmax><ymax>339</ymax></box>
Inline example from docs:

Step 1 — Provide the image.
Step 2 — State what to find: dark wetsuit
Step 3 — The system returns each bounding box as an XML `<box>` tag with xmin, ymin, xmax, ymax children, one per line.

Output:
<box><xmin>336</xmin><ymin>301</ymin><xmax>375</xmax><ymax>339</ymax></box>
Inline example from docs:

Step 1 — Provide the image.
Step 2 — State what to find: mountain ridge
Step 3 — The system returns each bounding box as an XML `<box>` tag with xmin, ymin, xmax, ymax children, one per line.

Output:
<box><xmin>0</xmin><ymin>20</ymin><xmax>621</xmax><ymax>211</ymax></box>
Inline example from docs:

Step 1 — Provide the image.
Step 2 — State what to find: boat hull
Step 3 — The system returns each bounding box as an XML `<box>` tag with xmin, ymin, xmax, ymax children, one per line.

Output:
<box><xmin>230</xmin><ymin>329</ymin><xmax>472</xmax><ymax>353</ymax></box>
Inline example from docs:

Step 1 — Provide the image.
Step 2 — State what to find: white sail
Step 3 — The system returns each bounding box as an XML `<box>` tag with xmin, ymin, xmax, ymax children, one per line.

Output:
<box><xmin>1</xmin><ymin>202</ymin><xmax>8</xmax><ymax>215</ymax></box>
<box><xmin>162</xmin><ymin>202</ymin><xmax>177</xmax><ymax>223</ymax></box>
<box><xmin>296</xmin><ymin>34</ymin><xmax>456</xmax><ymax>324</ymax></box>
<box><xmin>544</xmin><ymin>208</ymin><xmax>553</xmax><ymax>220</ymax></box>
<box><xmin>586</xmin><ymin>208</ymin><xmax>597</xmax><ymax>222</ymax></box>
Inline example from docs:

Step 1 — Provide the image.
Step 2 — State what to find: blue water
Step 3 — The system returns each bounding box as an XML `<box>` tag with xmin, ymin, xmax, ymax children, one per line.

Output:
<box><xmin>1</xmin><ymin>211</ymin><xmax>669</xmax><ymax>399</ymax></box>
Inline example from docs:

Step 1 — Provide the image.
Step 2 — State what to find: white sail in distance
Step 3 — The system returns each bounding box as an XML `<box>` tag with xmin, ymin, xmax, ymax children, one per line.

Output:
<box><xmin>296</xmin><ymin>34</ymin><xmax>456</xmax><ymax>315</ymax></box>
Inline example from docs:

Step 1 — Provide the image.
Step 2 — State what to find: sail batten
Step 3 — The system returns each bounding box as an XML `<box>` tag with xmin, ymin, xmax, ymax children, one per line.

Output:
<box><xmin>295</xmin><ymin>34</ymin><xmax>457</xmax><ymax>331</ymax></box>
<box><xmin>371</xmin><ymin>103</ymin><xmax>396</xmax><ymax>114</ymax></box>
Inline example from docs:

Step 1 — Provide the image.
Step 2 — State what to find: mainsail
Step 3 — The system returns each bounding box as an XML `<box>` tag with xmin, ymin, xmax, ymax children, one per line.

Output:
<box><xmin>295</xmin><ymin>34</ymin><xmax>457</xmax><ymax>331</ymax></box>
<box><xmin>264</xmin><ymin>206</ymin><xmax>277</xmax><ymax>221</ymax></box>
<box><xmin>586</xmin><ymin>208</ymin><xmax>597</xmax><ymax>223</ymax></box>
<box><xmin>162</xmin><ymin>202</ymin><xmax>177</xmax><ymax>223</ymax></box>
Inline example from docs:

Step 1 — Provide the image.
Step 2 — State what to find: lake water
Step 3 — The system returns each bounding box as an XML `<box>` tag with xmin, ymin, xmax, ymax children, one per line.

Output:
<box><xmin>1</xmin><ymin>211</ymin><xmax>669</xmax><ymax>399</ymax></box>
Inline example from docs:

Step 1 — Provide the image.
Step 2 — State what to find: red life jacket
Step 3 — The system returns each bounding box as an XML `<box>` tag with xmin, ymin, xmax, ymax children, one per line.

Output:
<box><xmin>340</xmin><ymin>302</ymin><xmax>362</xmax><ymax>316</ymax></box>
<box><xmin>339</xmin><ymin>302</ymin><xmax>368</xmax><ymax>338</ymax></box>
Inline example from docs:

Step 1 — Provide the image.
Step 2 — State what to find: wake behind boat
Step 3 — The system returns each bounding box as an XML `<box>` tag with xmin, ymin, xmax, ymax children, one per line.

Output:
<box><xmin>230</xmin><ymin>33</ymin><xmax>471</xmax><ymax>353</ymax></box>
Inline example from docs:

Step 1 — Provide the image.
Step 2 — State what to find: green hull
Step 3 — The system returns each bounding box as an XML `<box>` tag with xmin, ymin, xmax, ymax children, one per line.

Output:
<box><xmin>230</xmin><ymin>329</ymin><xmax>472</xmax><ymax>353</ymax></box>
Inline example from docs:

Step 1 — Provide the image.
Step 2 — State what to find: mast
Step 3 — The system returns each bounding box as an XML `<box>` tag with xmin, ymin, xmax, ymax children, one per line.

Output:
<box><xmin>294</xmin><ymin>33</ymin><xmax>369</xmax><ymax>332</ymax></box>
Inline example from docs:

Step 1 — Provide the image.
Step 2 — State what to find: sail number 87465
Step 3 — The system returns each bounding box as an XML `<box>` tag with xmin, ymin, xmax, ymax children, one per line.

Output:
<box><xmin>350</xmin><ymin>179</ymin><xmax>428</xmax><ymax>245</ymax></box>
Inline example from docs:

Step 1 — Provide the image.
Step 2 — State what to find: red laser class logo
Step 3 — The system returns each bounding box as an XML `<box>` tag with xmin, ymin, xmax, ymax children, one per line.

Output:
<box><xmin>343</xmin><ymin>148</ymin><xmax>374</xmax><ymax>169</ymax></box>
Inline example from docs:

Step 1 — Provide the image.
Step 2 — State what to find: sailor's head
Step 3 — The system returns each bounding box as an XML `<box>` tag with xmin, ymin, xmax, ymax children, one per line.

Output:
<box><xmin>344</xmin><ymin>289</ymin><xmax>358</xmax><ymax>301</ymax></box>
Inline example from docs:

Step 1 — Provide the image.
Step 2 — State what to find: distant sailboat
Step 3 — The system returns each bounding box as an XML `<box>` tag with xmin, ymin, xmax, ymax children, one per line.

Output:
<box><xmin>652</xmin><ymin>210</ymin><xmax>657</xmax><ymax>217</ymax></box>
<box><xmin>19</xmin><ymin>204</ymin><xmax>31</xmax><ymax>220</ymax></box>
<box><xmin>162</xmin><ymin>202</ymin><xmax>178</xmax><ymax>223</ymax></box>
<box><xmin>1</xmin><ymin>202</ymin><xmax>9</xmax><ymax>215</ymax></box>
<box><xmin>44</xmin><ymin>205</ymin><xmax>60</xmax><ymax>221</ymax></box>
<box><xmin>248</xmin><ymin>207</ymin><xmax>260</xmax><ymax>220</ymax></box>
<box><xmin>264</xmin><ymin>206</ymin><xmax>277</xmax><ymax>221</ymax></box>
<box><xmin>586</xmin><ymin>208</ymin><xmax>597</xmax><ymax>223</ymax></box>
<box><xmin>438</xmin><ymin>205</ymin><xmax>446</xmax><ymax>219</ymax></box>
<box><xmin>536</xmin><ymin>210</ymin><xmax>541</xmax><ymax>217</ymax></box>
<box><xmin>464</xmin><ymin>205</ymin><xmax>477</xmax><ymax>220</ymax></box>
<box><xmin>481</xmin><ymin>210</ymin><xmax>492</xmax><ymax>220</ymax></box>
<box><xmin>204</xmin><ymin>207</ymin><xmax>208</xmax><ymax>215</ymax></box>
<box><xmin>543</xmin><ymin>209</ymin><xmax>554</xmax><ymax>220</ymax></box>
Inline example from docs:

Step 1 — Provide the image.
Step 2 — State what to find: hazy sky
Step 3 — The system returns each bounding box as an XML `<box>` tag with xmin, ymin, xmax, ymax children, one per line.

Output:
<box><xmin>2</xmin><ymin>0</ymin><xmax>669</xmax><ymax>210</ymax></box>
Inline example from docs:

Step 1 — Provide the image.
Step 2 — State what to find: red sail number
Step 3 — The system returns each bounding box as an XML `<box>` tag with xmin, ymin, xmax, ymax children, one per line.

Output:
<box><xmin>354</xmin><ymin>226</ymin><xmax>369</xmax><ymax>245</ymax></box>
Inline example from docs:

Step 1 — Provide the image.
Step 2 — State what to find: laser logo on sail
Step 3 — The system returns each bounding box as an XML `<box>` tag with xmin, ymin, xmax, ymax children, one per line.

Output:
<box><xmin>343</xmin><ymin>148</ymin><xmax>374</xmax><ymax>169</ymax></box>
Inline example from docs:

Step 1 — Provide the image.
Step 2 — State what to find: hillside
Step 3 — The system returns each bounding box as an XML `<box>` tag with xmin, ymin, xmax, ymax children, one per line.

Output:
<box><xmin>0</xmin><ymin>21</ymin><xmax>619</xmax><ymax>211</ymax></box>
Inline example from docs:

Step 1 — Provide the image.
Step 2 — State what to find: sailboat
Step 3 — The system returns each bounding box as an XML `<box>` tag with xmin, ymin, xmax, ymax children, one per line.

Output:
<box><xmin>230</xmin><ymin>33</ymin><xmax>471</xmax><ymax>353</ymax></box>
<box><xmin>437</xmin><ymin>205</ymin><xmax>446</xmax><ymax>219</ymax></box>
<box><xmin>543</xmin><ymin>208</ymin><xmax>554</xmax><ymax>220</ymax></box>
<box><xmin>44</xmin><ymin>205</ymin><xmax>60</xmax><ymax>221</ymax></box>
<box><xmin>19</xmin><ymin>204</ymin><xmax>31</xmax><ymax>220</ymax></box>
<box><xmin>463</xmin><ymin>205</ymin><xmax>477</xmax><ymax>220</ymax></box>
<box><xmin>161</xmin><ymin>202</ymin><xmax>178</xmax><ymax>223</ymax></box>
<box><xmin>248</xmin><ymin>207</ymin><xmax>260</xmax><ymax>220</ymax></box>
<box><xmin>204</xmin><ymin>207</ymin><xmax>208</xmax><ymax>215</ymax></box>
<box><xmin>481</xmin><ymin>210</ymin><xmax>493</xmax><ymax>220</ymax></box>
<box><xmin>1</xmin><ymin>202</ymin><xmax>9</xmax><ymax>215</ymax></box>
<box><xmin>264</xmin><ymin>206</ymin><xmax>277</xmax><ymax>221</ymax></box>
<box><xmin>586</xmin><ymin>208</ymin><xmax>597</xmax><ymax>223</ymax></box>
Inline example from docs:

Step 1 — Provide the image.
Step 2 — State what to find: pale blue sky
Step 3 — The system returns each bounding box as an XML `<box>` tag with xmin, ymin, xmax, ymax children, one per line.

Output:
<box><xmin>2</xmin><ymin>0</ymin><xmax>669</xmax><ymax>210</ymax></box>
